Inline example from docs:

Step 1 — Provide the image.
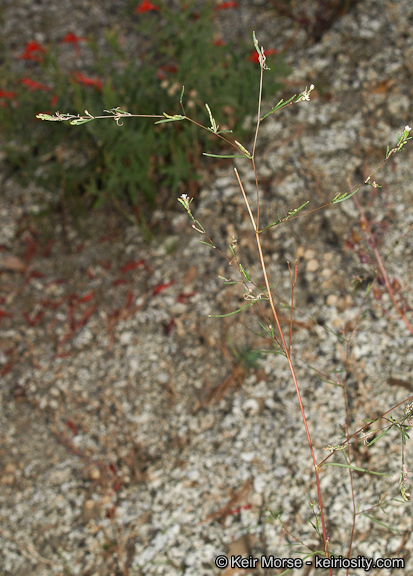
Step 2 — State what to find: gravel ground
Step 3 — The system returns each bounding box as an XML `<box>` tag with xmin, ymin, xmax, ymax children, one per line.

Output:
<box><xmin>0</xmin><ymin>1</ymin><xmax>412</xmax><ymax>576</ymax></box>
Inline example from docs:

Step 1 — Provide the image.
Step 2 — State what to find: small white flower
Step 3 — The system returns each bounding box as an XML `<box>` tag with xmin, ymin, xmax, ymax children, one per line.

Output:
<box><xmin>177</xmin><ymin>194</ymin><xmax>192</xmax><ymax>211</ymax></box>
<box><xmin>297</xmin><ymin>84</ymin><xmax>315</xmax><ymax>103</ymax></box>
<box><xmin>405</xmin><ymin>125</ymin><xmax>411</xmax><ymax>132</ymax></box>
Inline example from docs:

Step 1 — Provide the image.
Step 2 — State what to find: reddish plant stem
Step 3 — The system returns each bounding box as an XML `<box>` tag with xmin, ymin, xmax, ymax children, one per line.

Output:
<box><xmin>234</xmin><ymin>167</ymin><xmax>331</xmax><ymax>566</ymax></box>
<box><xmin>234</xmin><ymin>45</ymin><xmax>331</xmax><ymax>566</ymax></box>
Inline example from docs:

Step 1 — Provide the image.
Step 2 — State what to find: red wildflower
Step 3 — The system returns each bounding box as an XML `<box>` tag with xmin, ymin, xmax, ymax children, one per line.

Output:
<box><xmin>135</xmin><ymin>0</ymin><xmax>160</xmax><ymax>13</ymax></box>
<box><xmin>213</xmin><ymin>38</ymin><xmax>225</xmax><ymax>46</ymax></box>
<box><xmin>60</xmin><ymin>32</ymin><xmax>88</xmax><ymax>56</ymax></box>
<box><xmin>0</xmin><ymin>89</ymin><xmax>17</xmax><ymax>107</ymax></box>
<box><xmin>79</xmin><ymin>292</ymin><xmax>95</xmax><ymax>303</ymax></box>
<box><xmin>120</xmin><ymin>259</ymin><xmax>147</xmax><ymax>273</ymax></box>
<box><xmin>152</xmin><ymin>280</ymin><xmax>175</xmax><ymax>295</ymax></box>
<box><xmin>20</xmin><ymin>77</ymin><xmax>51</xmax><ymax>92</ymax></box>
<box><xmin>175</xmin><ymin>291</ymin><xmax>198</xmax><ymax>304</ymax></box>
<box><xmin>0</xmin><ymin>89</ymin><xmax>17</xmax><ymax>100</ymax></box>
<box><xmin>156</xmin><ymin>64</ymin><xmax>178</xmax><ymax>80</ymax></box>
<box><xmin>73</xmin><ymin>71</ymin><xmax>102</xmax><ymax>90</ymax></box>
<box><xmin>50</xmin><ymin>94</ymin><xmax>58</xmax><ymax>107</ymax></box>
<box><xmin>0</xmin><ymin>309</ymin><xmax>13</xmax><ymax>319</ymax></box>
<box><xmin>248</xmin><ymin>48</ymin><xmax>277</xmax><ymax>63</ymax></box>
<box><xmin>214</xmin><ymin>1</ymin><xmax>238</xmax><ymax>11</ymax></box>
<box><xmin>18</xmin><ymin>41</ymin><xmax>46</xmax><ymax>62</ymax></box>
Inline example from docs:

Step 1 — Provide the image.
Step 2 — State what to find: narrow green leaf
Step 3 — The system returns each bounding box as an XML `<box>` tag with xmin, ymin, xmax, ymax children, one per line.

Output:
<box><xmin>234</xmin><ymin>140</ymin><xmax>251</xmax><ymax>158</ymax></box>
<box><xmin>307</xmin><ymin>366</ymin><xmax>337</xmax><ymax>387</ymax></box>
<box><xmin>252</xmin><ymin>31</ymin><xmax>260</xmax><ymax>57</ymax></box>
<box><xmin>193</xmin><ymin>219</ymin><xmax>205</xmax><ymax>233</ymax></box>
<box><xmin>205</xmin><ymin>103</ymin><xmax>217</xmax><ymax>133</ymax></box>
<box><xmin>290</xmin><ymin>200</ymin><xmax>309</xmax><ymax>215</ymax></box>
<box><xmin>260</xmin><ymin>219</ymin><xmax>283</xmax><ymax>230</ymax></box>
<box><xmin>261</xmin><ymin>94</ymin><xmax>297</xmax><ymax>121</ymax></box>
<box><xmin>393</xmin><ymin>497</ymin><xmax>409</xmax><ymax>504</ymax></box>
<box><xmin>260</xmin><ymin>201</ymin><xmax>310</xmax><ymax>230</ymax></box>
<box><xmin>70</xmin><ymin>118</ymin><xmax>94</xmax><ymax>125</ymax></box>
<box><xmin>36</xmin><ymin>113</ymin><xmax>61</xmax><ymax>122</ymax></box>
<box><xmin>104</xmin><ymin>107</ymin><xmax>129</xmax><ymax>115</ymax></box>
<box><xmin>239</xmin><ymin>264</ymin><xmax>251</xmax><ymax>281</ymax></box>
<box><xmin>364</xmin><ymin>281</ymin><xmax>374</xmax><ymax>297</ymax></box>
<box><xmin>155</xmin><ymin>117</ymin><xmax>184</xmax><ymax>124</ymax></box>
<box><xmin>253</xmin><ymin>349</ymin><xmax>286</xmax><ymax>356</ymax></box>
<box><xmin>362</xmin><ymin>514</ymin><xmax>401</xmax><ymax>533</ymax></box>
<box><xmin>367</xmin><ymin>427</ymin><xmax>392</xmax><ymax>446</ymax></box>
<box><xmin>332</xmin><ymin>186</ymin><xmax>361</xmax><ymax>204</ymax></box>
<box><xmin>203</xmin><ymin>153</ymin><xmax>247</xmax><ymax>159</ymax></box>
<box><xmin>163</xmin><ymin>113</ymin><xmax>184</xmax><ymax>119</ymax></box>
<box><xmin>361</xmin><ymin>418</ymin><xmax>381</xmax><ymax>424</ymax></box>
<box><xmin>259</xmin><ymin>322</ymin><xmax>273</xmax><ymax>337</ymax></box>
<box><xmin>320</xmin><ymin>463</ymin><xmax>391</xmax><ymax>476</ymax></box>
<box><xmin>218</xmin><ymin>277</ymin><xmax>239</xmax><ymax>285</ymax></box>
<box><xmin>209</xmin><ymin>300</ymin><xmax>258</xmax><ymax>318</ymax></box>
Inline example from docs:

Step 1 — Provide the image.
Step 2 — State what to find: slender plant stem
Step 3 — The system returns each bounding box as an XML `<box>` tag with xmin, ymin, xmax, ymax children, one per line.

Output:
<box><xmin>252</xmin><ymin>56</ymin><xmax>264</xmax><ymax>230</ymax></box>
<box><xmin>318</xmin><ymin>394</ymin><xmax>413</xmax><ymax>468</ymax></box>
<box><xmin>287</xmin><ymin>260</ymin><xmax>298</xmax><ymax>357</ymax></box>
<box><xmin>338</xmin><ymin>373</ymin><xmax>357</xmax><ymax>569</ymax></box>
<box><xmin>234</xmin><ymin>159</ymin><xmax>331</xmax><ymax>567</ymax></box>
<box><xmin>231</xmin><ymin>44</ymin><xmax>332</xmax><ymax>565</ymax></box>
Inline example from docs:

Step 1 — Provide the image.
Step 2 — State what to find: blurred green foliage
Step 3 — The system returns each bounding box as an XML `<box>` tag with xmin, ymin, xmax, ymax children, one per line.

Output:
<box><xmin>0</xmin><ymin>0</ymin><xmax>290</xmax><ymax>226</ymax></box>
